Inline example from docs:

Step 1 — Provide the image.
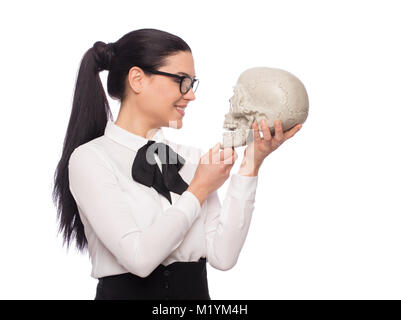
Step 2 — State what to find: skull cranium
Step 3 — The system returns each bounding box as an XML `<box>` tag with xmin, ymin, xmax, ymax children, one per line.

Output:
<box><xmin>222</xmin><ymin>67</ymin><xmax>309</xmax><ymax>148</ymax></box>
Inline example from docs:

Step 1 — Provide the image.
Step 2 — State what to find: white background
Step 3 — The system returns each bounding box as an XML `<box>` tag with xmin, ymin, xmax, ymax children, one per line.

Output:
<box><xmin>1</xmin><ymin>0</ymin><xmax>400</xmax><ymax>299</ymax></box>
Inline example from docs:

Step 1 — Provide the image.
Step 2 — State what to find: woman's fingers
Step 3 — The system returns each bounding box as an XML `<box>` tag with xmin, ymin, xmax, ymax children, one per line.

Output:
<box><xmin>252</xmin><ymin>121</ymin><xmax>262</xmax><ymax>143</ymax></box>
<box><xmin>220</xmin><ymin>147</ymin><xmax>230</xmax><ymax>162</ymax></box>
<box><xmin>205</xmin><ymin>142</ymin><xmax>221</xmax><ymax>164</ymax></box>
<box><xmin>222</xmin><ymin>147</ymin><xmax>237</xmax><ymax>164</ymax></box>
<box><xmin>284</xmin><ymin>123</ymin><xmax>302</xmax><ymax>140</ymax></box>
<box><xmin>206</xmin><ymin>143</ymin><xmax>239</xmax><ymax>166</ymax></box>
<box><xmin>260</xmin><ymin>119</ymin><xmax>272</xmax><ymax>142</ymax></box>
<box><xmin>273</xmin><ymin>120</ymin><xmax>284</xmax><ymax>140</ymax></box>
<box><xmin>213</xmin><ymin>142</ymin><xmax>221</xmax><ymax>153</ymax></box>
<box><xmin>272</xmin><ymin>120</ymin><xmax>284</xmax><ymax>148</ymax></box>
<box><xmin>209</xmin><ymin>118</ymin><xmax>300</xmax><ymax>167</ymax></box>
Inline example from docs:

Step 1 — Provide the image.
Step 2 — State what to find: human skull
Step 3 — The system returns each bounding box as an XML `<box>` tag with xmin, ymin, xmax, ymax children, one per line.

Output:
<box><xmin>222</xmin><ymin>67</ymin><xmax>309</xmax><ymax>148</ymax></box>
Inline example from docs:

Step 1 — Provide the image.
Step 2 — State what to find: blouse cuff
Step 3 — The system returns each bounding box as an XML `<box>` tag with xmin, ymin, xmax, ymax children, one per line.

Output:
<box><xmin>227</xmin><ymin>173</ymin><xmax>258</xmax><ymax>201</ymax></box>
<box><xmin>173</xmin><ymin>190</ymin><xmax>202</xmax><ymax>227</ymax></box>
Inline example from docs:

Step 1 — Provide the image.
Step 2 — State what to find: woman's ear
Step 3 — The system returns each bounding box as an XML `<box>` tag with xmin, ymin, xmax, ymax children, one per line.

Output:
<box><xmin>127</xmin><ymin>66</ymin><xmax>144</xmax><ymax>93</ymax></box>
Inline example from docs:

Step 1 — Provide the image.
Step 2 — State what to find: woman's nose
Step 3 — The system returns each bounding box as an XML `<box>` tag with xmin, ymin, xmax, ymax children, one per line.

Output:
<box><xmin>183</xmin><ymin>87</ymin><xmax>196</xmax><ymax>100</ymax></box>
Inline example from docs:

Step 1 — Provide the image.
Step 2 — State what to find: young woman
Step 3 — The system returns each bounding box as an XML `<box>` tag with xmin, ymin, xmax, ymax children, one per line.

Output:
<box><xmin>52</xmin><ymin>28</ymin><xmax>302</xmax><ymax>300</ymax></box>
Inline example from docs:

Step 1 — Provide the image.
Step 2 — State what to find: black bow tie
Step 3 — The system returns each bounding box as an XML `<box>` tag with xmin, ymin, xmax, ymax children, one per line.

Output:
<box><xmin>131</xmin><ymin>140</ymin><xmax>189</xmax><ymax>204</ymax></box>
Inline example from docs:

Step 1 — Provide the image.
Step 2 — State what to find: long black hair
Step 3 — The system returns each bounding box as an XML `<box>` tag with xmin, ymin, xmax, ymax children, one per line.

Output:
<box><xmin>52</xmin><ymin>28</ymin><xmax>192</xmax><ymax>253</ymax></box>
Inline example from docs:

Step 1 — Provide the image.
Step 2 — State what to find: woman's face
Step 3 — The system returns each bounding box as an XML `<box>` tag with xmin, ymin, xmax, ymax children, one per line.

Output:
<box><xmin>134</xmin><ymin>51</ymin><xmax>196</xmax><ymax>130</ymax></box>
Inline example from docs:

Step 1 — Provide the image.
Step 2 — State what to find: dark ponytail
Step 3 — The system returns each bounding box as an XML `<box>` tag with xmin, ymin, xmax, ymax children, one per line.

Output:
<box><xmin>52</xmin><ymin>28</ymin><xmax>192</xmax><ymax>252</ymax></box>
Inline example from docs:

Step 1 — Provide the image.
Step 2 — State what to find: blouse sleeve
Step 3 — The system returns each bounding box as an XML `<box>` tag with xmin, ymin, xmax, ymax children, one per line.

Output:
<box><xmin>204</xmin><ymin>172</ymin><xmax>258</xmax><ymax>271</ymax></box>
<box><xmin>68</xmin><ymin>145</ymin><xmax>201</xmax><ymax>278</ymax></box>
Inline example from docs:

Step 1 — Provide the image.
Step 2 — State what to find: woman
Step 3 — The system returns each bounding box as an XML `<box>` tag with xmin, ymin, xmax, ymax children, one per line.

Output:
<box><xmin>52</xmin><ymin>28</ymin><xmax>302</xmax><ymax>300</ymax></box>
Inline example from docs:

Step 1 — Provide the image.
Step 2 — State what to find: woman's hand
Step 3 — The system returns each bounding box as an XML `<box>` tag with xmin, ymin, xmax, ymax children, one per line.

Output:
<box><xmin>187</xmin><ymin>143</ymin><xmax>238</xmax><ymax>205</ymax></box>
<box><xmin>238</xmin><ymin>119</ymin><xmax>303</xmax><ymax>176</ymax></box>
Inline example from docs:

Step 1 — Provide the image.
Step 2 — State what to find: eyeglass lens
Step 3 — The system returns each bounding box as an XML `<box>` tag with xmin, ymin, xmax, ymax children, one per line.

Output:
<box><xmin>181</xmin><ymin>77</ymin><xmax>199</xmax><ymax>94</ymax></box>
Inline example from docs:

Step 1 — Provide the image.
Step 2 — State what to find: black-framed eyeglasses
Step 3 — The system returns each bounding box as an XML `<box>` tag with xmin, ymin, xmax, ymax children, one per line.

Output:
<box><xmin>140</xmin><ymin>67</ymin><xmax>199</xmax><ymax>95</ymax></box>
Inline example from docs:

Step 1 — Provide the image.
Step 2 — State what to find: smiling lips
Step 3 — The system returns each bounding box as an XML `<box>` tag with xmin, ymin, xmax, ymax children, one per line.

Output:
<box><xmin>174</xmin><ymin>105</ymin><xmax>186</xmax><ymax>116</ymax></box>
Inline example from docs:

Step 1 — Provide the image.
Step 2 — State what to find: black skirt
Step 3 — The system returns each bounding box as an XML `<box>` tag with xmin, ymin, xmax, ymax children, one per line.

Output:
<box><xmin>94</xmin><ymin>257</ymin><xmax>210</xmax><ymax>300</ymax></box>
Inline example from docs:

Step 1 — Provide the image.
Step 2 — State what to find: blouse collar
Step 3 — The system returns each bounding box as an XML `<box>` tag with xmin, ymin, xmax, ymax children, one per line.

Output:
<box><xmin>104</xmin><ymin>119</ymin><xmax>166</xmax><ymax>152</ymax></box>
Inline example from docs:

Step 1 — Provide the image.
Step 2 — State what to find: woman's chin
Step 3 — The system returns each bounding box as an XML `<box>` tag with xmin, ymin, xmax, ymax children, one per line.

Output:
<box><xmin>168</xmin><ymin>119</ymin><xmax>183</xmax><ymax>129</ymax></box>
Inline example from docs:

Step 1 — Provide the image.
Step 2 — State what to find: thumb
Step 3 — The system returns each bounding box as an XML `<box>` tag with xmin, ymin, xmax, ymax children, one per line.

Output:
<box><xmin>212</xmin><ymin>142</ymin><xmax>221</xmax><ymax>152</ymax></box>
<box><xmin>209</xmin><ymin>142</ymin><xmax>221</xmax><ymax>164</ymax></box>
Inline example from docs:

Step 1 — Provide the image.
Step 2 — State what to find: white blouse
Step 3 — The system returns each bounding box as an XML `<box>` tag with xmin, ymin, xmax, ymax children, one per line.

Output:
<box><xmin>68</xmin><ymin>119</ymin><xmax>258</xmax><ymax>279</ymax></box>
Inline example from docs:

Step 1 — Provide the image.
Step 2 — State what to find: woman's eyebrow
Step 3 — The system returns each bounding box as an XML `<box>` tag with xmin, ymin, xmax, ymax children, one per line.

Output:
<box><xmin>178</xmin><ymin>72</ymin><xmax>196</xmax><ymax>78</ymax></box>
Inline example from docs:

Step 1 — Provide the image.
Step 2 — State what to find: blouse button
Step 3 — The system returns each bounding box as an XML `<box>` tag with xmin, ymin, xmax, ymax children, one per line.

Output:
<box><xmin>164</xmin><ymin>282</ymin><xmax>169</xmax><ymax>289</ymax></box>
<box><xmin>163</xmin><ymin>270</ymin><xmax>170</xmax><ymax>276</ymax></box>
